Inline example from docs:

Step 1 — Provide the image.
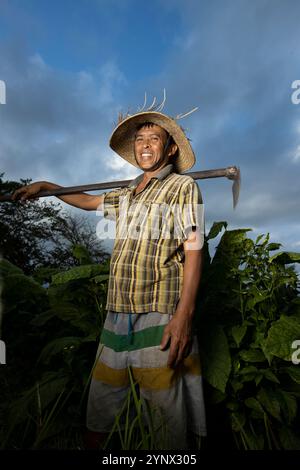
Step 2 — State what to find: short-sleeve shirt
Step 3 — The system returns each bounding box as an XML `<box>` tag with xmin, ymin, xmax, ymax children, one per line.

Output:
<box><xmin>102</xmin><ymin>164</ymin><xmax>204</xmax><ymax>314</ymax></box>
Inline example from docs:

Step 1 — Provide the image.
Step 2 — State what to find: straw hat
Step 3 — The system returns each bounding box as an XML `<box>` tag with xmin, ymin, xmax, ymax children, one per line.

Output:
<box><xmin>109</xmin><ymin>94</ymin><xmax>197</xmax><ymax>173</ymax></box>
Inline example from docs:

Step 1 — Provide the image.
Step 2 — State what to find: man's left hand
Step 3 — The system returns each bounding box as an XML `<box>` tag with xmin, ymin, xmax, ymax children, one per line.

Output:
<box><xmin>160</xmin><ymin>312</ymin><xmax>193</xmax><ymax>368</ymax></box>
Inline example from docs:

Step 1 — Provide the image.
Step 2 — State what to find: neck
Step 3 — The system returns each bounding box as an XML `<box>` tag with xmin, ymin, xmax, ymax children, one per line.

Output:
<box><xmin>141</xmin><ymin>162</ymin><xmax>170</xmax><ymax>183</ymax></box>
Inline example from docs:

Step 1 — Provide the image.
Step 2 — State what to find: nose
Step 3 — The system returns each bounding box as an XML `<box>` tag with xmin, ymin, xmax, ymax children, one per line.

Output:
<box><xmin>143</xmin><ymin>139</ymin><xmax>150</xmax><ymax>148</ymax></box>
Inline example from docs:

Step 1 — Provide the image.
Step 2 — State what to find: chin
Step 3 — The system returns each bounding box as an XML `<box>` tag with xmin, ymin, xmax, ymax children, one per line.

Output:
<box><xmin>137</xmin><ymin>162</ymin><xmax>155</xmax><ymax>171</ymax></box>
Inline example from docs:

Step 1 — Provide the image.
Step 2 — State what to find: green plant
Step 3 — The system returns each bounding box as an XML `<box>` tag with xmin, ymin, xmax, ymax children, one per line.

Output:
<box><xmin>198</xmin><ymin>222</ymin><xmax>300</xmax><ymax>449</ymax></box>
<box><xmin>0</xmin><ymin>258</ymin><xmax>109</xmax><ymax>449</ymax></box>
<box><xmin>1</xmin><ymin>221</ymin><xmax>300</xmax><ymax>450</ymax></box>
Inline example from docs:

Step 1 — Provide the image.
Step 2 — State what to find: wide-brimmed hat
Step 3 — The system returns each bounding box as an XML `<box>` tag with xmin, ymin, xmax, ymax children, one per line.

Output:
<box><xmin>109</xmin><ymin>106</ymin><xmax>197</xmax><ymax>174</ymax></box>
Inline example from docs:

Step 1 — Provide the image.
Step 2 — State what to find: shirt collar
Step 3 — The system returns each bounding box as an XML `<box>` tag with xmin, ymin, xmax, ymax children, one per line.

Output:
<box><xmin>128</xmin><ymin>164</ymin><xmax>174</xmax><ymax>188</ymax></box>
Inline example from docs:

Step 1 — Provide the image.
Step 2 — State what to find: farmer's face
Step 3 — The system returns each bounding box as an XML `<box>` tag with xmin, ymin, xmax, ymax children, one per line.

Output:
<box><xmin>134</xmin><ymin>124</ymin><xmax>177</xmax><ymax>172</ymax></box>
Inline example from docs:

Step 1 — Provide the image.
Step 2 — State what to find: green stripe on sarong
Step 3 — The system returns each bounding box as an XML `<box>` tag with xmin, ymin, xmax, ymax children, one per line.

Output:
<box><xmin>100</xmin><ymin>325</ymin><xmax>165</xmax><ymax>352</ymax></box>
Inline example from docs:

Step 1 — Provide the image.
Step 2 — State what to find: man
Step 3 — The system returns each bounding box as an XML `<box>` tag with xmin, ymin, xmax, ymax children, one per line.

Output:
<box><xmin>12</xmin><ymin>108</ymin><xmax>206</xmax><ymax>449</ymax></box>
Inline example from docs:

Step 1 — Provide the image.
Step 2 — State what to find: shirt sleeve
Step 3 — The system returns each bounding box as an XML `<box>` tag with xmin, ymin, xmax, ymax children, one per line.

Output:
<box><xmin>103</xmin><ymin>188</ymin><xmax>125</xmax><ymax>221</ymax></box>
<box><xmin>177</xmin><ymin>181</ymin><xmax>205</xmax><ymax>244</ymax></box>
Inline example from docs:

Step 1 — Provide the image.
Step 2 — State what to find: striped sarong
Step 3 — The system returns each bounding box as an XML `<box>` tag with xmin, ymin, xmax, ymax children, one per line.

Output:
<box><xmin>86</xmin><ymin>311</ymin><xmax>207</xmax><ymax>449</ymax></box>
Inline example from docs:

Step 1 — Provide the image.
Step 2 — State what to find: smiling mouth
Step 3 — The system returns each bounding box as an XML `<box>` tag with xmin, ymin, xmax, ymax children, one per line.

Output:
<box><xmin>141</xmin><ymin>153</ymin><xmax>152</xmax><ymax>157</ymax></box>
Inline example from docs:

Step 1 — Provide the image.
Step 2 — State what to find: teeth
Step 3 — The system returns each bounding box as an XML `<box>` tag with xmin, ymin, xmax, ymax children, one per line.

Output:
<box><xmin>142</xmin><ymin>153</ymin><xmax>152</xmax><ymax>156</ymax></box>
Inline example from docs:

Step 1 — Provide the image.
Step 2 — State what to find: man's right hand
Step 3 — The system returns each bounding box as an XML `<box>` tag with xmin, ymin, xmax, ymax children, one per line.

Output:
<box><xmin>11</xmin><ymin>182</ymin><xmax>45</xmax><ymax>202</ymax></box>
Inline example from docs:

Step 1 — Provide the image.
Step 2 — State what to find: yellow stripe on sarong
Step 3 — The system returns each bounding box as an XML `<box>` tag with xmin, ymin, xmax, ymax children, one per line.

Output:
<box><xmin>133</xmin><ymin>354</ymin><xmax>202</xmax><ymax>390</ymax></box>
<box><xmin>93</xmin><ymin>361</ymin><xmax>129</xmax><ymax>387</ymax></box>
<box><xmin>93</xmin><ymin>354</ymin><xmax>201</xmax><ymax>390</ymax></box>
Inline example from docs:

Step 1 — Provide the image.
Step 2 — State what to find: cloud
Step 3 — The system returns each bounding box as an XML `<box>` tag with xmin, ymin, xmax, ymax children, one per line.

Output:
<box><xmin>0</xmin><ymin>40</ymin><xmax>139</xmax><ymax>255</ymax></box>
<box><xmin>0</xmin><ymin>43</ymin><xmax>129</xmax><ymax>187</ymax></box>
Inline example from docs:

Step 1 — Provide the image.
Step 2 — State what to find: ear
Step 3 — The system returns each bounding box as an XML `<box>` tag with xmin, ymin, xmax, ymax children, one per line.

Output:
<box><xmin>167</xmin><ymin>143</ymin><xmax>178</xmax><ymax>157</ymax></box>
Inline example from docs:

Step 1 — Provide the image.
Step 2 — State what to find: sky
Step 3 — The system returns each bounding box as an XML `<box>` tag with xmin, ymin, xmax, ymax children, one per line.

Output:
<box><xmin>0</xmin><ymin>0</ymin><xmax>300</xmax><ymax>257</ymax></box>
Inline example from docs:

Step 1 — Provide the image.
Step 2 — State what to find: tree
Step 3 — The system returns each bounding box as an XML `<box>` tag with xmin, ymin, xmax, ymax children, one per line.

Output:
<box><xmin>48</xmin><ymin>210</ymin><xmax>109</xmax><ymax>269</ymax></box>
<box><xmin>0</xmin><ymin>173</ymin><xmax>108</xmax><ymax>275</ymax></box>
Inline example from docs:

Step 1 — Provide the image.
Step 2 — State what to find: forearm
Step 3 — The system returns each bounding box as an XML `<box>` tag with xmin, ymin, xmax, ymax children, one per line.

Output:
<box><xmin>176</xmin><ymin>248</ymin><xmax>203</xmax><ymax>318</ymax></box>
<box><xmin>161</xmin><ymin>248</ymin><xmax>203</xmax><ymax>367</ymax></box>
<box><xmin>41</xmin><ymin>181</ymin><xmax>99</xmax><ymax>210</ymax></box>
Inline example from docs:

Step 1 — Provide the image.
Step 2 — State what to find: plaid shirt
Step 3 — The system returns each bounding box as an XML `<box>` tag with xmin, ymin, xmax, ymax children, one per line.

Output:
<box><xmin>102</xmin><ymin>164</ymin><xmax>204</xmax><ymax>314</ymax></box>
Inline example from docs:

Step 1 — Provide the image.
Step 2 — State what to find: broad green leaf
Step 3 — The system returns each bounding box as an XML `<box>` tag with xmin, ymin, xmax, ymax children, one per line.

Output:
<box><xmin>51</xmin><ymin>264</ymin><xmax>104</xmax><ymax>284</ymax></box>
<box><xmin>232</xmin><ymin>324</ymin><xmax>248</xmax><ymax>347</ymax></box>
<box><xmin>242</xmin><ymin>430</ymin><xmax>264</xmax><ymax>450</ymax></box>
<box><xmin>32</xmin><ymin>266</ymin><xmax>62</xmax><ymax>285</ymax></box>
<box><xmin>265</xmin><ymin>315</ymin><xmax>300</xmax><ymax>360</ymax></box>
<box><xmin>257</xmin><ymin>388</ymin><xmax>281</xmax><ymax>421</ymax></box>
<box><xmin>252</xmin><ymin>332</ymin><xmax>273</xmax><ymax>365</ymax></box>
<box><xmin>230</xmin><ymin>410</ymin><xmax>246</xmax><ymax>432</ymax></box>
<box><xmin>226</xmin><ymin>401</ymin><xmax>239</xmax><ymax>411</ymax></box>
<box><xmin>255</xmin><ymin>234</ymin><xmax>264</xmax><ymax>244</ymax></box>
<box><xmin>266</xmin><ymin>243</ymin><xmax>281</xmax><ymax>251</ymax></box>
<box><xmin>231</xmin><ymin>379</ymin><xmax>244</xmax><ymax>393</ymax></box>
<box><xmin>246</xmin><ymin>288</ymin><xmax>270</xmax><ymax>310</ymax></box>
<box><xmin>258</xmin><ymin>232</ymin><xmax>270</xmax><ymax>247</ymax></box>
<box><xmin>211</xmin><ymin>229</ymin><xmax>253</xmax><ymax>274</ymax></box>
<box><xmin>275</xmin><ymin>390</ymin><xmax>297</xmax><ymax>424</ymax></box>
<box><xmin>255</xmin><ymin>373</ymin><xmax>263</xmax><ymax>386</ymax></box>
<box><xmin>239</xmin><ymin>366</ymin><xmax>258</xmax><ymax>375</ymax></box>
<box><xmin>92</xmin><ymin>274</ymin><xmax>110</xmax><ymax>283</ymax></box>
<box><xmin>206</xmin><ymin>221</ymin><xmax>227</xmax><ymax>240</ymax></box>
<box><xmin>31</xmin><ymin>304</ymin><xmax>97</xmax><ymax>334</ymax></box>
<box><xmin>262</xmin><ymin>369</ymin><xmax>280</xmax><ymax>384</ymax></box>
<box><xmin>3</xmin><ymin>273</ymin><xmax>47</xmax><ymax>308</ymax></box>
<box><xmin>270</xmin><ymin>251</ymin><xmax>300</xmax><ymax>265</ymax></box>
<box><xmin>200</xmin><ymin>322</ymin><xmax>231</xmax><ymax>393</ymax></box>
<box><xmin>244</xmin><ymin>397</ymin><xmax>264</xmax><ymax>415</ymax></box>
<box><xmin>216</xmin><ymin>229</ymin><xmax>251</xmax><ymax>253</ymax></box>
<box><xmin>239</xmin><ymin>349</ymin><xmax>266</xmax><ymax>363</ymax></box>
<box><xmin>72</xmin><ymin>244</ymin><xmax>92</xmax><ymax>265</ymax></box>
